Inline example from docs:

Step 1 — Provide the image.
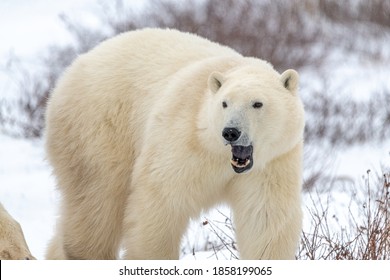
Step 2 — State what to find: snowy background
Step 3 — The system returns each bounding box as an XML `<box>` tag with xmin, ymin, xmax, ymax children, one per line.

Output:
<box><xmin>1</xmin><ymin>0</ymin><xmax>390</xmax><ymax>260</ymax></box>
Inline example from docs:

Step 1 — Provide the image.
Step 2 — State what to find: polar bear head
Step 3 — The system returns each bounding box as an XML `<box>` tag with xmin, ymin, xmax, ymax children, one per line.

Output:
<box><xmin>206</xmin><ymin>61</ymin><xmax>304</xmax><ymax>173</ymax></box>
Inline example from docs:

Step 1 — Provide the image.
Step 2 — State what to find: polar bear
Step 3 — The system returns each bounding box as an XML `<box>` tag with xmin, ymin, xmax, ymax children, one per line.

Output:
<box><xmin>45</xmin><ymin>28</ymin><xmax>304</xmax><ymax>260</ymax></box>
<box><xmin>0</xmin><ymin>203</ymin><xmax>35</xmax><ymax>260</ymax></box>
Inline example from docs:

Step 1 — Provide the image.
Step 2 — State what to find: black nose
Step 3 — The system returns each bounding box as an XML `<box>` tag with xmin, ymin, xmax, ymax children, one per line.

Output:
<box><xmin>222</xmin><ymin>127</ymin><xmax>241</xmax><ymax>142</ymax></box>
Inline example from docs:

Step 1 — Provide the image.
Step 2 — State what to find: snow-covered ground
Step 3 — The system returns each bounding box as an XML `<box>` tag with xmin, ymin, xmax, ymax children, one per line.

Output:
<box><xmin>0</xmin><ymin>134</ymin><xmax>56</xmax><ymax>259</ymax></box>
<box><xmin>1</xmin><ymin>0</ymin><xmax>390</xmax><ymax>260</ymax></box>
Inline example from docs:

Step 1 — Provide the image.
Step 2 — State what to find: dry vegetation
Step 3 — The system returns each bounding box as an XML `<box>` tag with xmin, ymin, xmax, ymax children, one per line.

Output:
<box><xmin>1</xmin><ymin>0</ymin><xmax>389</xmax><ymax>259</ymax></box>
<box><xmin>298</xmin><ymin>170</ymin><xmax>390</xmax><ymax>260</ymax></box>
<box><xmin>304</xmin><ymin>87</ymin><xmax>390</xmax><ymax>146</ymax></box>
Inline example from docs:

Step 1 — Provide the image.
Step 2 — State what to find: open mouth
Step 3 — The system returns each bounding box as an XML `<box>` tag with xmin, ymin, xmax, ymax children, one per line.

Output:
<box><xmin>230</xmin><ymin>145</ymin><xmax>253</xmax><ymax>173</ymax></box>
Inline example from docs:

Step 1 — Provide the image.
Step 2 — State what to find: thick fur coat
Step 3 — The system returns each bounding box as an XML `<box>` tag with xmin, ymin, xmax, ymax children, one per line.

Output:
<box><xmin>45</xmin><ymin>28</ymin><xmax>304</xmax><ymax>260</ymax></box>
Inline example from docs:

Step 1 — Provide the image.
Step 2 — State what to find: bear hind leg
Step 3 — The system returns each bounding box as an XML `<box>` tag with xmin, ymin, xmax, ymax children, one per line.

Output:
<box><xmin>46</xmin><ymin>176</ymin><xmax>128</xmax><ymax>260</ymax></box>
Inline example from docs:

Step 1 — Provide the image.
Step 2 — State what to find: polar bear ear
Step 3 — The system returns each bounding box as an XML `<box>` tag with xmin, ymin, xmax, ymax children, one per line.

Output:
<box><xmin>281</xmin><ymin>69</ymin><xmax>299</xmax><ymax>94</ymax></box>
<box><xmin>208</xmin><ymin>72</ymin><xmax>224</xmax><ymax>94</ymax></box>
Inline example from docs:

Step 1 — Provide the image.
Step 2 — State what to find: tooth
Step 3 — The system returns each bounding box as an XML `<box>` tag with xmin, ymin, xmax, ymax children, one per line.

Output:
<box><xmin>230</xmin><ymin>158</ymin><xmax>251</xmax><ymax>168</ymax></box>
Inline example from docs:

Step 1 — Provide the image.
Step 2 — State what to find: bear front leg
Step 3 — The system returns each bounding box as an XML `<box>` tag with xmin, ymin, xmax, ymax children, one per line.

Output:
<box><xmin>122</xmin><ymin>186</ymin><xmax>189</xmax><ymax>260</ymax></box>
<box><xmin>230</xmin><ymin>194</ymin><xmax>302</xmax><ymax>260</ymax></box>
<box><xmin>228</xmin><ymin>148</ymin><xmax>303</xmax><ymax>260</ymax></box>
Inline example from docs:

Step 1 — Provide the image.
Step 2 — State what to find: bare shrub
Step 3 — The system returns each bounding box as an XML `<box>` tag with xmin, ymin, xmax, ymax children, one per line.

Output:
<box><xmin>118</xmin><ymin>0</ymin><xmax>326</xmax><ymax>71</ymax></box>
<box><xmin>1</xmin><ymin>57</ymin><xmax>51</xmax><ymax>138</ymax></box>
<box><xmin>318</xmin><ymin>0</ymin><xmax>390</xmax><ymax>60</ymax></box>
<box><xmin>298</xmin><ymin>170</ymin><xmax>390</xmax><ymax>260</ymax></box>
<box><xmin>304</xmin><ymin>85</ymin><xmax>390</xmax><ymax>146</ymax></box>
<box><xmin>181</xmin><ymin>209</ymin><xmax>238</xmax><ymax>260</ymax></box>
<box><xmin>1</xmin><ymin>0</ymin><xmax>327</xmax><ymax>137</ymax></box>
<box><xmin>319</xmin><ymin>0</ymin><xmax>390</xmax><ymax>28</ymax></box>
<box><xmin>1</xmin><ymin>0</ymin><xmax>389</xmax><ymax>140</ymax></box>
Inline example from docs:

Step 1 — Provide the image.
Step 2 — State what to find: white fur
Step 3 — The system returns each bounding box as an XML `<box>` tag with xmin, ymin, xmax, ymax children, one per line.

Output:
<box><xmin>45</xmin><ymin>28</ymin><xmax>304</xmax><ymax>260</ymax></box>
<box><xmin>0</xmin><ymin>203</ymin><xmax>35</xmax><ymax>259</ymax></box>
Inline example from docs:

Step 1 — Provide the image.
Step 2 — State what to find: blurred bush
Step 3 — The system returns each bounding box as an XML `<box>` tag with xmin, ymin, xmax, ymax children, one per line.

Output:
<box><xmin>1</xmin><ymin>0</ymin><xmax>389</xmax><ymax>141</ymax></box>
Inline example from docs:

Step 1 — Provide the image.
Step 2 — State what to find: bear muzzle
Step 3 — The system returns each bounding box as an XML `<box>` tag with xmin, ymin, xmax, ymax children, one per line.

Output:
<box><xmin>230</xmin><ymin>145</ymin><xmax>253</xmax><ymax>173</ymax></box>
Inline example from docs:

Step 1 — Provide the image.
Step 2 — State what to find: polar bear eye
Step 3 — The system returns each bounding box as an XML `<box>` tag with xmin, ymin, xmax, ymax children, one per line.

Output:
<box><xmin>222</xmin><ymin>101</ymin><xmax>228</xmax><ymax>108</ymax></box>
<box><xmin>253</xmin><ymin>102</ymin><xmax>263</xmax><ymax>109</ymax></box>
